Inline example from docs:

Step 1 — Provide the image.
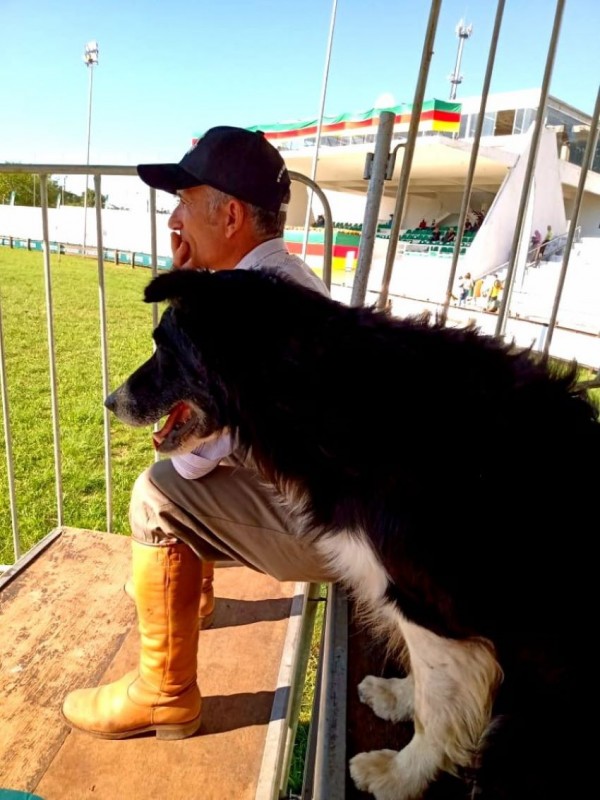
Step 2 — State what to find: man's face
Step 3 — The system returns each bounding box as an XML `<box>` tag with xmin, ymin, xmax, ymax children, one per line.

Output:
<box><xmin>168</xmin><ymin>185</ymin><xmax>231</xmax><ymax>270</ymax></box>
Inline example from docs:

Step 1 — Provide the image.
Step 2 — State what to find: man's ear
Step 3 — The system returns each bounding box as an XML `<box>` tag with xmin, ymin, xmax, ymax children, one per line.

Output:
<box><xmin>224</xmin><ymin>198</ymin><xmax>246</xmax><ymax>239</ymax></box>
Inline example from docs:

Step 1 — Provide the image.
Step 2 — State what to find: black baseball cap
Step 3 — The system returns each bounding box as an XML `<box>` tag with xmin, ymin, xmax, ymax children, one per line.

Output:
<box><xmin>137</xmin><ymin>126</ymin><xmax>291</xmax><ymax>213</ymax></box>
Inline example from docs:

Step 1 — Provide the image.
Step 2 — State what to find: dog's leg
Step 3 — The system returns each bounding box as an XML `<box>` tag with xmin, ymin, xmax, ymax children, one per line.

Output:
<box><xmin>358</xmin><ymin>674</ymin><xmax>414</xmax><ymax>723</ymax></box>
<box><xmin>350</xmin><ymin>614</ymin><xmax>502</xmax><ymax>800</ymax></box>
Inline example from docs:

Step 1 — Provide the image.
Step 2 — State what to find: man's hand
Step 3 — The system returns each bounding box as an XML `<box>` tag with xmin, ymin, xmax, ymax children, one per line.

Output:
<box><xmin>171</xmin><ymin>231</ymin><xmax>193</xmax><ymax>269</ymax></box>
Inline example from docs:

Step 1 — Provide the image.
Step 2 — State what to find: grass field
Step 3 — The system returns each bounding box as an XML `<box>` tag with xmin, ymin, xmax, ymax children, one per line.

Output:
<box><xmin>0</xmin><ymin>248</ymin><xmax>159</xmax><ymax>562</ymax></box>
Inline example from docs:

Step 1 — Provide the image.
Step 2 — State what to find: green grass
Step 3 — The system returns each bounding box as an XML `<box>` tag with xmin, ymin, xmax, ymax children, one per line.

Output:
<box><xmin>0</xmin><ymin>248</ymin><xmax>157</xmax><ymax>561</ymax></box>
<box><xmin>287</xmin><ymin>592</ymin><xmax>325</xmax><ymax>795</ymax></box>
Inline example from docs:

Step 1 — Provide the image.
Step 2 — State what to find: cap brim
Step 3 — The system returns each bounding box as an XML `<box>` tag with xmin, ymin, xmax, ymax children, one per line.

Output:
<box><xmin>136</xmin><ymin>163</ymin><xmax>202</xmax><ymax>194</ymax></box>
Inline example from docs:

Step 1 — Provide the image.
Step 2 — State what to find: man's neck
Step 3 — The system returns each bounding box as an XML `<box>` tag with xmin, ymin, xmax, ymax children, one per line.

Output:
<box><xmin>213</xmin><ymin>234</ymin><xmax>281</xmax><ymax>271</ymax></box>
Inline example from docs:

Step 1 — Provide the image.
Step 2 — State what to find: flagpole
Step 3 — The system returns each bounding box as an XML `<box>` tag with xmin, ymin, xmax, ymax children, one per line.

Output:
<box><xmin>301</xmin><ymin>0</ymin><xmax>338</xmax><ymax>262</ymax></box>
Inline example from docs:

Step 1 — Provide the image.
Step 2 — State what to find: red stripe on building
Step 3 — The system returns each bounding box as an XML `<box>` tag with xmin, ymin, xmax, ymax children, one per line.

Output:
<box><xmin>286</xmin><ymin>242</ymin><xmax>359</xmax><ymax>258</ymax></box>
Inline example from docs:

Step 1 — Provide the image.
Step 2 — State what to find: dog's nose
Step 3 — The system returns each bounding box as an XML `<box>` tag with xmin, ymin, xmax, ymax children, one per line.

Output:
<box><xmin>104</xmin><ymin>392</ymin><xmax>116</xmax><ymax>411</ymax></box>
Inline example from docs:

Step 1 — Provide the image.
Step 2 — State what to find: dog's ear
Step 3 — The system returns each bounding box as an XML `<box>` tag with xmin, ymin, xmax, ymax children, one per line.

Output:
<box><xmin>144</xmin><ymin>269</ymin><xmax>211</xmax><ymax>306</ymax></box>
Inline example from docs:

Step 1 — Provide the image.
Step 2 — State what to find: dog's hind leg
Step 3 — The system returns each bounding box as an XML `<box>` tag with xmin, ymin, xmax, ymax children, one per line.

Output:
<box><xmin>350</xmin><ymin>614</ymin><xmax>502</xmax><ymax>800</ymax></box>
<box><xmin>358</xmin><ymin>674</ymin><xmax>414</xmax><ymax>723</ymax></box>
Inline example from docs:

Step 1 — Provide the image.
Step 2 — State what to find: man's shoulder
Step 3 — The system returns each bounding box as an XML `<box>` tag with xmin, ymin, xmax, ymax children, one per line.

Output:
<box><xmin>257</xmin><ymin>252</ymin><xmax>329</xmax><ymax>297</ymax></box>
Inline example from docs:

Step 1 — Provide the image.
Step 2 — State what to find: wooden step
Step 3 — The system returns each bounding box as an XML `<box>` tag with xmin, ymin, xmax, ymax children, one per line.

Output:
<box><xmin>0</xmin><ymin>528</ymin><xmax>306</xmax><ymax>800</ymax></box>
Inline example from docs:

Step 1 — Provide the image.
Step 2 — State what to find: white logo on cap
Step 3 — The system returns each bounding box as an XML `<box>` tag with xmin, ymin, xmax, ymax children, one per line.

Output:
<box><xmin>276</xmin><ymin>165</ymin><xmax>286</xmax><ymax>183</ymax></box>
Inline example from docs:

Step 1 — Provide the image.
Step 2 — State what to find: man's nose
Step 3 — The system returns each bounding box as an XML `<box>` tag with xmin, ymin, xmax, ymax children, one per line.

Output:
<box><xmin>168</xmin><ymin>205</ymin><xmax>181</xmax><ymax>230</ymax></box>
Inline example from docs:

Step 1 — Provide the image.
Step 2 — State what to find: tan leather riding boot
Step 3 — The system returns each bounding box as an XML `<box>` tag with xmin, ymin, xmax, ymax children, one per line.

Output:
<box><xmin>124</xmin><ymin>559</ymin><xmax>215</xmax><ymax>629</ymax></box>
<box><xmin>62</xmin><ymin>540</ymin><xmax>202</xmax><ymax>739</ymax></box>
<box><xmin>199</xmin><ymin>561</ymin><xmax>215</xmax><ymax>629</ymax></box>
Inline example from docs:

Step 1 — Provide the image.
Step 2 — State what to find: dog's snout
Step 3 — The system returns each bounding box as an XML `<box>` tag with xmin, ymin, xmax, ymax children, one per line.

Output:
<box><xmin>104</xmin><ymin>392</ymin><xmax>117</xmax><ymax>412</ymax></box>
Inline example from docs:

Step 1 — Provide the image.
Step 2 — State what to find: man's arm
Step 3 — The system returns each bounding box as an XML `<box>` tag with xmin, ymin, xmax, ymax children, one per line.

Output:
<box><xmin>171</xmin><ymin>434</ymin><xmax>234</xmax><ymax>479</ymax></box>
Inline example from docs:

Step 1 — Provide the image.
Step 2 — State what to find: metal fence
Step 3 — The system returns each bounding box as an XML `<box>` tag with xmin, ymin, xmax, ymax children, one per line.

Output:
<box><xmin>0</xmin><ymin>165</ymin><xmax>332</xmax><ymax>566</ymax></box>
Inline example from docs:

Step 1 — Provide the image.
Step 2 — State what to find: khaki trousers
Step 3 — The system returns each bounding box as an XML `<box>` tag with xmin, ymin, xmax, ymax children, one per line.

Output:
<box><xmin>130</xmin><ymin>459</ymin><xmax>335</xmax><ymax>584</ymax></box>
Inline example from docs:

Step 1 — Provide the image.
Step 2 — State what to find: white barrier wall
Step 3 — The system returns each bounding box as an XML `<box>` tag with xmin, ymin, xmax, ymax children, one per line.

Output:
<box><xmin>0</xmin><ymin>205</ymin><xmax>172</xmax><ymax>255</ymax></box>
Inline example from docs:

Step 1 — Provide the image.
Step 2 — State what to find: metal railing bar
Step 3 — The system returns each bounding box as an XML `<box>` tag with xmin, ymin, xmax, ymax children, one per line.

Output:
<box><xmin>0</xmin><ymin>297</ymin><xmax>21</xmax><ymax>561</ymax></box>
<box><xmin>377</xmin><ymin>0</ymin><xmax>443</xmax><ymax>310</ymax></box>
<box><xmin>543</xmin><ymin>85</ymin><xmax>600</xmax><ymax>359</ymax></box>
<box><xmin>289</xmin><ymin>171</ymin><xmax>333</xmax><ymax>290</ymax></box>
<box><xmin>148</xmin><ymin>186</ymin><xmax>161</xmax><ymax>464</ymax></box>
<box><xmin>39</xmin><ymin>174</ymin><xmax>64</xmax><ymax>527</ymax></box>
<box><xmin>311</xmin><ymin>582</ymin><xmax>348</xmax><ymax>800</ymax></box>
<box><xmin>94</xmin><ymin>174</ymin><xmax>113</xmax><ymax>531</ymax></box>
<box><xmin>351</xmin><ymin>110</ymin><xmax>395</xmax><ymax>307</ymax></box>
<box><xmin>0</xmin><ymin>164</ymin><xmax>138</xmax><ymax>177</ymax></box>
<box><xmin>495</xmin><ymin>0</ymin><xmax>566</xmax><ymax>337</ymax></box>
<box><xmin>441</xmin><ymin>0</ymin><xmax>506</xmax><ymax>325</ymax></box>
<box><xmin>0</xmin><ymin>526</ymin><xmax>63</xmax><ymax>590</ymax></box>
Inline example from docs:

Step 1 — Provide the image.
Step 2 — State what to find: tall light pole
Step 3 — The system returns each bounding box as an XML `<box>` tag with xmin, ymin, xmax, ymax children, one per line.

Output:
<box><xmin>449</xmin><ymin>20</ymin><xmax>473</xmax><ymax>100</ymax></box>
<box><xmin>83</xmin><ymin>40</ymin><xmax>99</xmax><ymax>254</ymax></box>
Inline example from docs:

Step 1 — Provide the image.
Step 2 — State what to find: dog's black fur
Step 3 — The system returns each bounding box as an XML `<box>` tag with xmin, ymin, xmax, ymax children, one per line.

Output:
<box><xmin>108</xmin><ymin>267</ymin><xmax>596</xmax><ymax>799</ymax></box>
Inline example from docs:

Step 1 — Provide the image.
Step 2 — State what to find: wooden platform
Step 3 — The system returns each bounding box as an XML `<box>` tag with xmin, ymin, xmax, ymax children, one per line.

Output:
<box><xmin>0</xmin><ymin>528</ymin><xmax>304</xmax><ymax>800</ymax></box>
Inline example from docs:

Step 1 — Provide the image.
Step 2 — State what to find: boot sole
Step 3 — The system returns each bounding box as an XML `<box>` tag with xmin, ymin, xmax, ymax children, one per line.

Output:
<box><xmin>199</xmin><ymin>609</ymin><xmax>215</xmax><ymax>630</ymax></box>
<box><xmin>61</xmin><ymin>711</ymin><xmax>202</xmax><ymax>740</ymax></box>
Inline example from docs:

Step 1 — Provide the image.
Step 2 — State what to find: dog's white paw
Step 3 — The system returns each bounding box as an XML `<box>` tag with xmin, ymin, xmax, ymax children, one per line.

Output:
<box><xmin>357</xmin><ymin>674</ymin><xmax>414</xmax><ymax>722</ymax></box>
<box><xmin>349</xmin><ymin>749</ymin><xmax>403</xmax><ymax>800</ymax></box>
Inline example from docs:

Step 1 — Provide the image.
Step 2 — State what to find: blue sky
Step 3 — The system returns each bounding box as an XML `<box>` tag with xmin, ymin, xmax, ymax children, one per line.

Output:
<box><xmin>1</xmin><ymin>0</ymin><xmax>598</xmax><ymax>171</ymax></box>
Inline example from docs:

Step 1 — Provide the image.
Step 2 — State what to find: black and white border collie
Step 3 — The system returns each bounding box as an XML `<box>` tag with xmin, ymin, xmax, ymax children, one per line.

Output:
<box><xmin>107</xmin><ymin>268</ymin><xmax>595</xmax><ymax>800</ymax></box>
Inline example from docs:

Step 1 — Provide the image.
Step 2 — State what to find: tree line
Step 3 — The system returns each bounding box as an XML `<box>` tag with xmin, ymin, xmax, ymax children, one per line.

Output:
<box><xmin>0</xmin><ymin>172</ymin><xmax>107</xmax><ymax>208</ymax></box>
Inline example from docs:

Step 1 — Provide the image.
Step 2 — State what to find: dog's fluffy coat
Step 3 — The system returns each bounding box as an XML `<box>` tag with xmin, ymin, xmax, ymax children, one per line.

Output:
<box><xmin>107</xmin><ymin>268</ymin><xmax>596</xmax><ymax>799</ymax></box>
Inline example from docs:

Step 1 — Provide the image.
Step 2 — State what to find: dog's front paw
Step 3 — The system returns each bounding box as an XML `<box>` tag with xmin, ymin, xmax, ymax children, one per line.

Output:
<box><xmin>358</xmin><ymin>674</ymin><xmax>414</xmax><ymax>722</ymax></box>
<box><xmin>349</xmin><ymin>749</ymin><xmax>402</xmax><ymax>800</ymax></box>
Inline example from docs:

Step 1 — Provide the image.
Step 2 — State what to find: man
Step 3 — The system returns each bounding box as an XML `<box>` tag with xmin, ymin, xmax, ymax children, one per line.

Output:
<box><xmin>62</xmin><ymin>126</ymin><xmax>335</xmax><ymax>739</ymax></box>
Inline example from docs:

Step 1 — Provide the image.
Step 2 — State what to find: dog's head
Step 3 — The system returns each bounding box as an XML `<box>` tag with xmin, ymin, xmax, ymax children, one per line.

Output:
<box><xmin>104</xmin><ymin>268</ymin><xmax>333</xmax><ymax>454</ymax></box>
<box><xmin>105</xmin><ymin>272</ymin><xmax>213</xmax><ymax>453</ymax></box>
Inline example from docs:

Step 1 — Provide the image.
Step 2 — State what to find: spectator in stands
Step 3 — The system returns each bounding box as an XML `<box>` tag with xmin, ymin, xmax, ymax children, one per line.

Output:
<box><xmin>537</xmin><ymin>225</ymin><xmax>553</xmax><ymax>263</ymax></box>
<box><xmin>531</xmin><ymin>229</ymin><xmax>542</xmax><ymax>264</ymax></box>
<box><xmin>458</xmin><ymin>272</ymin><xmax>473</xmax><ymax>306</ymax></box>
<box><xmin>431</xmin><ymin>223</ymin><xmax>441</xmax><ymax>242</ymax></box>
<box><xmin>314</xmin><ymin>213</ymin><xmax>325</xmax><ymax>227</ymax></box>
<box><xmin>472</xmin><ymin>209</ymin><xmax>486</xmax><ymax>231</ymax></box>
<box><xmin>61</xmin><ymin>126</ymin><xmax>336</xmax><ymax>741</ymax></box>
<box><xmin>443</xmin><ymin>227</ymin><xmax>456</xmax><ymax>244</ymax></box>
<box><xmin>464</xmin><ymin>219</ymin><xmax>473</xmax><ymax>233</ymax></box>
<box><xmin>473</xmin><ymin>276</ymin><xmax>485</xmax><ymax>308</ymax></box>
<box><xmin>486</xmin><ymin>278</ymin><xmax>503</xmax><ymax>312</ymax></box>
<box><xmin>418</xmin><ymin>217</ymin><xmax>428</xmax><ymax>229</ymax></box>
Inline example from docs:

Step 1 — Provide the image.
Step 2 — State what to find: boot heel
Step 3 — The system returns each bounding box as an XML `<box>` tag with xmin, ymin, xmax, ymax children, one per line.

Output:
<box><xmin>200</xmin><ymin>609</ymin><xmax>215</xmax><ymax>630</ymax></box>
<box><xmin>156</xmin><ymin>715</ymin><xmax>202</xmax><ymax>740</ymax></box>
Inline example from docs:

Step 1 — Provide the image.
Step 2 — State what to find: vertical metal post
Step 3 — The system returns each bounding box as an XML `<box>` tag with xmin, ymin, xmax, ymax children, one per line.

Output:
<box><xmin>0</xmin><ymin>297</ymin><xmax>21</xmax><ymax>561</ymax></box>
<box><xmin>311</xmin><ymin>583</ymin><xmax>348</xmax><ymax>800</ymax></box>
<box><xmin>543</xmin><ymin>85</ymin><xmax>600</xmax><ymax>358</ymax></box>
<box><xmin>149</xmin><ymin>186</ymin><xmax>161</xmax><ymax>464</ymax></box>
<box><xmin>441</xmin><ymin>0</ymin><xmax>506</xmax><ymax>325</ymax></box>
<box><xmin>39</xmin><ymin>174</ymin><xmax>64</xmax><ymax>527</ymax></box>
<box><xmin>377</xmin><ymin>0</ymin><xmax>443</xmax><ymax>310</ymax></box>
<box><xmin>449</xmin><ymin>21</ymin><xmax>473</xmax><ymax>101</ymax></box>
<box><xmin>149</xmin><ymin>188</ymin><xmax>159</xmax><ymax>328</ymax></box>
<box><xmin>495</xmin><ymin>0</ymin><xmax>565</xmax><ymax>337</ymax></box>
<box><xmin>83</xmin><ymin>64</ymin><xmax>95</xmax><ymax>254</ymax></box>
<box><xmin>301</xmin><ymin>0</ymin><xmax>338</xmax><ymax>262</ymax></box>
<box><xmin>351</xmin><ymin>111</ymin><xmax>395</xmax><ymax>307</ymax></box>
<box><xmin>290</xmin><ymin>171</ymin><xmax>333</xmax><ymax>290</ymax></box>
<box><xmin>94</xmin><ymin>174</ymin><xmax>112</xmax><ymax>530</ymax></box>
